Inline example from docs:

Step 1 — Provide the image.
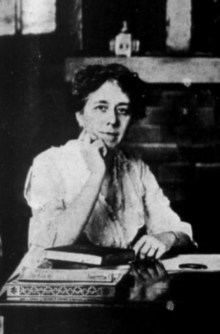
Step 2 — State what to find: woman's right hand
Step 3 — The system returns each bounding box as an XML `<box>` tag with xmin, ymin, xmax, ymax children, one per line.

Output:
<box><xmin>79</xmin><ymin>130</ymin><xmax>107</xmax><ymax>179</ymax></box>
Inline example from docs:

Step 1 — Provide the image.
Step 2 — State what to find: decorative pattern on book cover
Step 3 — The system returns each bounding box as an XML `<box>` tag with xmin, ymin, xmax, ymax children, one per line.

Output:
<box><xmin>6</xmin><ymin>281</ymin><xmax>115</xmax><ymax>301</ymax></box>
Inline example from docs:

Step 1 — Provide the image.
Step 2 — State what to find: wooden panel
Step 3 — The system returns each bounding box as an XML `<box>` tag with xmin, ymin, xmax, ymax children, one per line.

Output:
<box><xmin>166</xmin><ymin>0</ymin><xmax>191</xmax><ymax>51</ymax></box>
<box><xmin>0</xmin><ymin>0</ymin><xmax>16</xmax><ymax>36</ymax></box>
<box><xmin>0</xmin><ymin>316</ymin><xmax>3</xmax><ymax>334</ymax></box>
<box><xmin>22</xmin><ymin>0</ymin><xmax>56</xmax><ymax>35</ymax></box>
<box><xmin>65</xmin><ymin>57</ymin><xmax>220</xmax><ymax>84</ymax></box>
<box><xmin>69</xmin><ymin>0</ymin><xmax>83</xmax><ymax>51</ymax></box>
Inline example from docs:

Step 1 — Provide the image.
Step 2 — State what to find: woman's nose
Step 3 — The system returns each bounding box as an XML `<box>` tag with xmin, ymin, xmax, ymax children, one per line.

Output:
<box><xmin>106</xmin><ymin>108</ymin><xmax>118</xmax><ymax>125</ymax></box>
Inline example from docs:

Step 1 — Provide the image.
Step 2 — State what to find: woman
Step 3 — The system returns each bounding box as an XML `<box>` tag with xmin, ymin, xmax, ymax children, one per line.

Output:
<box><xmin>22</xmin><ymin>64</ymin><xmax>195</xmax><ymax>268</ymax></box>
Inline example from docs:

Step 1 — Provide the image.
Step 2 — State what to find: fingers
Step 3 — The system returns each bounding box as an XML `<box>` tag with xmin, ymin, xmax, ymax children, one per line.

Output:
<box><xmin>133</xmin><ymin>236</ymin><xmax>147</xmax><ymax>256</ymax></box>
<box><xmin>91</xmin><ymin>137</ymin><xmax>108</xmax><ymax>157</ymax></box>
<box><xmin>133</xmin><ymin>236</ymin><xmax>156</xmax><ymax>259</ymax></box>
<box><xmin>79</xmin><ymin>129</ymin><xmax>86</xmax><ymax>141</ymax></box>
<box><xmin>89</xmin><ymin>132</ymin><xmax>98</xmax><ymax>143</ymax></box>
<box><xmin>80</xmin><ymin>130</ymin><xmax>97</xmax><ymax>144</ymax></box>
<box><xmin>146</xmin><ymin>246</ymin><xmax>158</xmax><ymax>258</ymax></box>
<box><xmin>155</xmin><ymin>244</ymin><xmax>166</xmax><ymax>259</ymax></box>
<box><xmin>80</xmin><ymin>131</ymin><xmax>107</xmax><ymax>157</ymax></box>
<box><xmin>133</xmin><ymin>235</ymin><xmax>167</xmax><ymax>261</ymax></box>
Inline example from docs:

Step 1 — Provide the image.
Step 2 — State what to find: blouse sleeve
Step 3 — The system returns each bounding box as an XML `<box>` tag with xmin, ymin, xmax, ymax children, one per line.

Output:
<box><xmin>140</xmin><ymin>161</ymin><xmax>193</xmax><ymax>239</ymax></box>
<box><xmin>24</xmin><ymin>150</ymin><xmax>66</xmax><ymax>249</ymax></box>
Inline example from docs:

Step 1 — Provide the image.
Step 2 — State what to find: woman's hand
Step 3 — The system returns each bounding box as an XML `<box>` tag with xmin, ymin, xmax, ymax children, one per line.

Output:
<box><xmin>133</xmin><ymin>232</ymin><xmax>176</xmax><ymax>260</ymax></box>
<box><xmin>79</xmin><ymin>130</ymin><xmax>107</xmax><ymax>178</ymax></box>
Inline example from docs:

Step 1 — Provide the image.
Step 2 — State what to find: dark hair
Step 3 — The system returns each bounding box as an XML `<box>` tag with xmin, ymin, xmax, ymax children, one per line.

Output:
<box><xmin>70</xmin><ymin>63</ymin><xmax>147</xmax><ymax>120</ymax></box>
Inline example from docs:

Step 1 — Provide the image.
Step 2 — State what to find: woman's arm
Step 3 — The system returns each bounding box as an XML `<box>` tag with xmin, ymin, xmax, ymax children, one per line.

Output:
<box><xmin>52</xmin><ymin>171</ymin><xmax>104</xmax><ymax>245</ymax></box>
<box><xmin>153</xmin><ymin>231</ymin><xmax>194</xmax><ymax>253</ymax></box>
<box><xmin>133</xmin><ymin>161</ymin><xmax>196</xmax><ymax>259</ymax></box>
<box><xmin>26</xmin><ymin>134</ymin><xmax>108</xmax><ymax>249</ymax></box>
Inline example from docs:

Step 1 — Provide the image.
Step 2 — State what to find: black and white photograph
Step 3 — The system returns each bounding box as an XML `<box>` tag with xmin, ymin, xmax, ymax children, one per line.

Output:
<box><xmin>1</xmin><ymin>1</ymin><xmax>220</xmax><ymax>333</ymax></box>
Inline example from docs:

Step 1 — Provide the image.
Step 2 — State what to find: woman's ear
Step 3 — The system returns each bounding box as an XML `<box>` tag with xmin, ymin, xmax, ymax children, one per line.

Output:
<box><xmin>75</xmin><ymin>111</ymin><xmax>84</xmax><ymax>128</ymax></box>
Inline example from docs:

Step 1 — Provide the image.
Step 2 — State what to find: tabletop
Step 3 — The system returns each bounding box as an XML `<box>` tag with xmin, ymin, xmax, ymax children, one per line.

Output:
<box><xmin>0</xmin><ymin>259</ymin><xmax>220</xmax><ymax>334</ymax></box>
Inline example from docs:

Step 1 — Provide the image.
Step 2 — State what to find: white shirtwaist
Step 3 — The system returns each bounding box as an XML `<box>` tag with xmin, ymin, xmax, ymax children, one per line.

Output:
<box><xmin>21</xmin><ymin>140</ymin><xmax>193</xmax><ymax>268</ymax></box>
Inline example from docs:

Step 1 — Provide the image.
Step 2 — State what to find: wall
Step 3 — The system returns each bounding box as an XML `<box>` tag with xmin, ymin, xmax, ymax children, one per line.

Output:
<box><xmin>0</xmin><ymin>35</ymin><xmax>78</xmax><ymax>277</ymax></box>
<box><xmin>124</xmin><ymin>85</ymin><xmax>220</xmax><ymax>252</ymax></box>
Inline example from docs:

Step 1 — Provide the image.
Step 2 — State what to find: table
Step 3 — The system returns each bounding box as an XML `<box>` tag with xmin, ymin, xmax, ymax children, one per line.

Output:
<box><xmin>0</xmin><ymin>261</ymin><xmax>220</xmax><ymax>334</ymax></box>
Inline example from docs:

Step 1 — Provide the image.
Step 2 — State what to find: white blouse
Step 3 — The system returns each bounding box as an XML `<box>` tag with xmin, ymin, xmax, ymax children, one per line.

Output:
<box><xmin>21</xmin><ymin>140</ymin><xmax>193</xmax><ymax>268</ymax></box>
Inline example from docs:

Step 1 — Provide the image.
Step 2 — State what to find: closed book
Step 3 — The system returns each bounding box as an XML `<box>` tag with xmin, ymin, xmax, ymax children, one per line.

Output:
<box><xmin>50</xmin><ymin>260</ymin><xmax>90</xmax><ymax>270</ymax></box>
<box><xmin>6</xmin><ymin>281</ymin><xmax>115</xmax><ymax>301</ymax></box>
<box><xmin>18</xmin><ymin>266</ymin><xmax>130</xmax><ymax>282</ymax></box>
<box><xmin>5</xmin><ymin>271</ymin><xmax>127</xmax><ymax>302</ymax></box>
<box><xmin>45</xmin><ymin>244</ymin><xmax>135</xmax><ymax>266</ymax></box>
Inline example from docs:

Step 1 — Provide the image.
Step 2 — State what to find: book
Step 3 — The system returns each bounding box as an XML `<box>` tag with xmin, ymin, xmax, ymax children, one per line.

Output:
<box><xmin>50</xmin><ymin>260</ymin><xmax>90</xmax><ymax>270</ymax></box>
<box><xmin>45</xmin><ymin>244</ymin><xmax>135</xmax><ymax>266</ymax></box>
<box><xmin>5</xmin><ymin>269</ymin><xmax>129</xmax><ymax>302</ymax></box>
<box><xmin>6</xmin><ymin>281</ymin><xmax>116</xmax><ymax>301</ymax></box>
<box><xmin>161</xmin><ymin>254</ymin><xmax>220</xmax><ymax>272</ymax></box>
<box><xmin>18</xmin><ymin>266</ymin><xmax>130</xmax><ymax>282</ymax></box>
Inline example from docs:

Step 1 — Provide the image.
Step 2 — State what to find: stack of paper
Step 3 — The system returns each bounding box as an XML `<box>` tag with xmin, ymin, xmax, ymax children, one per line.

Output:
<box><xmin>4</xmin><ymin>265</ymin><xmax>130</xmax><ymax>302</ymax></box>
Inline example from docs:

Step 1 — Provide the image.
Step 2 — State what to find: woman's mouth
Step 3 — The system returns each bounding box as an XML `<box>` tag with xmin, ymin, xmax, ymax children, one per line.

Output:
<box><xmin>99</xmin><ymin>132</ymin><xmax>119</xmax><ymax>137</ymax></box>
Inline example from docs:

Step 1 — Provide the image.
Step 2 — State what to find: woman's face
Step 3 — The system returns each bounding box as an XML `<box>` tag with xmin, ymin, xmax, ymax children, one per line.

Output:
<box><xmin>76</xmin><ymin>80</ymin><xmax>132</xmax><ymax>150</ymax></box>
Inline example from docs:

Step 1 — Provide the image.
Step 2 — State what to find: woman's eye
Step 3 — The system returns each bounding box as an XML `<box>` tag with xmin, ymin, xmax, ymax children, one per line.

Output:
<box><xmin>95</xmin><ymin>105</ymin><xmax>107</xmax><ymax>112</ymax></box>
<box><xmin>117</xmin><ymin>108</ymin><xmax>130</xmax><ymax>115</ymax></box>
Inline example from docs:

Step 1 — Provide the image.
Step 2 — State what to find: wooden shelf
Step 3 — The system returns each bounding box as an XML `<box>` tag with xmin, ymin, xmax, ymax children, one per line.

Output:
<box><xmin>65</xmin><ymin>57</ymin><xmax>220</xmax><ymax>84</ymax></box>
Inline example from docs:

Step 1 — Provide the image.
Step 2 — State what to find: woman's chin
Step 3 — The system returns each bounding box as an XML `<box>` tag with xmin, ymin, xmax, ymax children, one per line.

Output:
<box><xmin>103</xmin><ymin>140</ymin><xmax>119</xmax><ymax>151</ymax></box>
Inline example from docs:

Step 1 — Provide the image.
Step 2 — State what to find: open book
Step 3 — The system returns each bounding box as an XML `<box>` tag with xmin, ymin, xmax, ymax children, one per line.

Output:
<box><xmin>45</xmin><ymin>244</ymin><xmax>135</xmax><ymax>266</ymax></box>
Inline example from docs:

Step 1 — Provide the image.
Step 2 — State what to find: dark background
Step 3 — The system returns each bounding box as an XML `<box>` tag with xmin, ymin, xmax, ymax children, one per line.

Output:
<box><xmin>1</xmin><ymin>0</ymin><xmax>220</xmax><ymax>279</ymax></box>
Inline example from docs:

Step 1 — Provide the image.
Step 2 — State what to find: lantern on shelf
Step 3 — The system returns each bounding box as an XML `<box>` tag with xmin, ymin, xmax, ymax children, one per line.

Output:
<box><xmin>109</xmin><ymin>21</ymin><xmax>140</xmax><ymax>57</ymax></box>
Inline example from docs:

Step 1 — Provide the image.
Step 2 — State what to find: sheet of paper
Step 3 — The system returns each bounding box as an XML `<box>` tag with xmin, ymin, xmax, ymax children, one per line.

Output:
<box><xmin>161</xmin><ymin>254</ymin><xmax>220</xmax><ymax>272</ymax></box>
